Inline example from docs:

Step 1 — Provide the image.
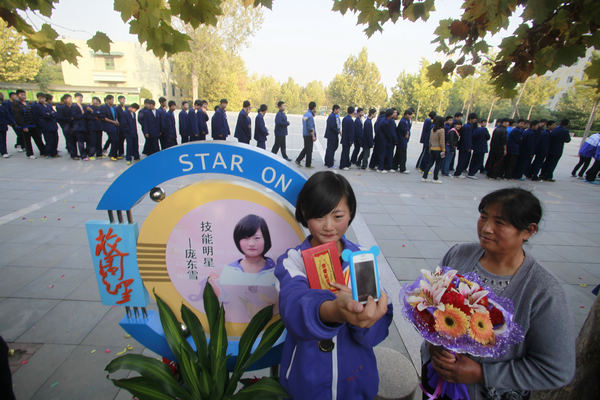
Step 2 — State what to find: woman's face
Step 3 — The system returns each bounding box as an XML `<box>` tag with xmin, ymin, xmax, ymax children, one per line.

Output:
<box><xmin>477</xmin><ymin>203</ymin><xmax>534</xmax><ymax>254</ymax></box>
<box><xmin>307</xmin><ymin>197</ymin><xmax>351</xmax><ymax>246</ymax></box>
<box><xmin>239</xmin><ymin>228</ymin><xmax>265</xmax><ymax>258</ymax></box>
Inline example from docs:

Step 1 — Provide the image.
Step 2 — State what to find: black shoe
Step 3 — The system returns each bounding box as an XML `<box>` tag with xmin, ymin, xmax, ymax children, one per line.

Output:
<box><xmin>284</xmin><ymin>157</ymin><xmax>292</xmax><ymax>161</ymax></box>
<box><xmin>295</xmin><ymin>160</ymin><xmax>302</xmax><ymax>166</ymax></box>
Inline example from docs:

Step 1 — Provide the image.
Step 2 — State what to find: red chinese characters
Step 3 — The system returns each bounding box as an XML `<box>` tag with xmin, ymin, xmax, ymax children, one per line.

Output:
<box><xmin>95</xmin><ymin>228</ymin><xmax>133</xmax><ymax>304</ymax></box>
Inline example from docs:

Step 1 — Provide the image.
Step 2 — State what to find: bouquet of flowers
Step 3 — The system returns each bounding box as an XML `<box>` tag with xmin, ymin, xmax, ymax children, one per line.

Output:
<box><xmin>400</xmin><ymin>267</ymin><xmax>524</xmax><ymax>399</ymax></box>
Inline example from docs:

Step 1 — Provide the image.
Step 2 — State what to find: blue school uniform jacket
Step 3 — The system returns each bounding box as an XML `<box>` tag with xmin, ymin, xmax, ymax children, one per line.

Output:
<box><xmin>70</xmin><ymin>103</ymin><xmax>87</xmax><ymax>133</ymax></box>
<box><xmin>116</xmin><ymin>105</ymin><xmax>129</xmax><ymax>134</ymax></box>
<box><xmin>234</xmin><ymin>109</ymin><xmax>251</xmax><ymax>142</ymax></box>
<box><xmin>549</xmin><ymin>126</ymin><xmax>571</xmax><ymax>156</ymax></box>
<box><xmin>397</xmin><ymin>117</ymin><xmax>411</xmax><ymax>148</ymax></box>
<box><xmin>274</xmin><ymin>110</ymin><xmax>289</xmax><ymax>137</ymax></box>
<box><xmin>472</xmin><ymin>126</ymin><xmax>490</xmax><ymax>154</ymax></box>
<box><xmin>85</xmin><ymin>105</ymin><xmax>102</xmax><ymax>132</ymax></box>
<box><xmin>56</xmin><ymin>104</ymin><xmax>72</xmax><ymax>131</ymax></box>
<box><xmin>254</xmin><ymin>113</ymin><xmax>269</xmax><ymax>142</ymax></box>
<box><xmin>362</xmin><ymin>118</ymin><xmax>374</xmax><ymax>148</ymax></box>
<box><xmin>457</xmin><ymin>122</ymin><xmax>474</xmax><ymax>151</ymax></box>
<box><xmin>302</xmin><ymin>110</ymin><xmax>315</xmax><ymax>137</ymax></box>
<box><xmin>0</xmin><ymin>101</ymin><xmax>14</xmax><ymax>133</ymax></box>
<box><xmin>353</xmin><ymin>117</ymin><xmax>363</xmax><ymax>146</ymax></box>
<box><xmin>178</xmin><ymin>110</ymin><xmax>193</xmax><ymax>138</ymax></box>
<box><xmin>161</xmin><ymin>110</ymin><xmax>177</xmax><ymax>139</ymax></box>
<box><xmin>594</xmin><ymin>142</ymin><xmax>600</xmax><ymax>161</ymax></box>
<box><xmin>325</xmin><ymin>113</ymin><xmax>339</xmax><ymax>140</ymax></box>
<box><xmin>420</xmin><ymin>117</ymin><xmax>433</xmax><ymax>145</ymax></box>
<box><xmin>341</xmin><ymin>115</ymin><xmax>354</xmax><ymax>145</ymax></box>
<box><xmin>506</xmin><ymin>127</ymin><xmax>523</xmax><ymax>155</ymax></box>
<box><xmin>383</xmin><ymin>118</ymin><xmax>396</xmax><ymax>145</ymax></box>
<box><xmin>119</xmin><ymin>109</ymin><xmax>136</xmax><ymax>137</ymax></box>
<box><xmin>579</xmin><ymin>133</ymin><xmax>600</xmax><ymax>158</ymax></box>
<box><xmin>33</xmin><ymin>103</ymin><xmax>58</xmax><ymax>133</ymax></box>
<box><xmin>535</xmin><ymin>129</ymin><xmax>550</xmax><ymax>157</ymax></box>
<box><xmin>275</xmin><ymin>236</ymin><xmax>393</xmax><ymax>400</ymax></box>
<box><xmin>211</xmin><ymin>107</ymin><xmax>229</xmax><ymax>139</ymax></box>
<box><xmin>99</xmin><ymin>104</ymin><xmax>118</xmax><ymax>135</ymax></box>
<box><xmin>138</xmin><ymin>108</ymin><xmax>161</xmax><ymax>138</ymax></box>
<box><xmin>197</xmin><ymin>110</ymin><xmax>209</xmax><ymax>138</ymax></box>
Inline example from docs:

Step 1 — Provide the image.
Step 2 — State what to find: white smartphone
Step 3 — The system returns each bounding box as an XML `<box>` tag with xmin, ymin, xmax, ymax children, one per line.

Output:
<box><xmin>349</xmin><ymin>252</ymin><xmax>380</xmax><ymax>304</ymax></box>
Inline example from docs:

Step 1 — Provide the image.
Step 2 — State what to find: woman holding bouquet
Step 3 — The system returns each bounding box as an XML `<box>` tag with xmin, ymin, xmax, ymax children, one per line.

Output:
<box><xmin>422</xmin><ymin>188</ymin><xmax>575</xmax><ymax>399</ymax></box>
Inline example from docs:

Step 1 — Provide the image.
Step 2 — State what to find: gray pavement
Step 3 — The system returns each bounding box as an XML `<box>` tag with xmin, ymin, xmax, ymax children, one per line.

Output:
<box><xmin>1</xmin><ymin>112</ymin><xmax>598</xmax><ymax>399</ymax></box>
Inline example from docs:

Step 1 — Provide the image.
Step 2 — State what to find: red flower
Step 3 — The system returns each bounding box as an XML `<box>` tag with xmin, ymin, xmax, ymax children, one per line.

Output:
<box><xmin>489</xmin><ymin>307</ymin><xmax>504</xmax><ymax>326</ymax></box>
<box><xmin>441</xmin><ymin>290</ymin><xmax>471</xmax><ymax>315</ymax></box>
<box><xmin>415</xmin><ymin>309</ymin><xmax>436</xmax><ymax>332</ymax></box>
<box><xmin>479</xmin><ymin>295</ymin><xmax>489</xmax><ymax>308</ymax></box>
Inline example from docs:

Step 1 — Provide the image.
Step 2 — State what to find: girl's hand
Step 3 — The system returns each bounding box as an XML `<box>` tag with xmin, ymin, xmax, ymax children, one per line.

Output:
<box><xmin>431</xmin><ymin>346</ymin><xmax>483</xmax><ymax>385</ymax></box>
<box><xmin>321</xmin><ymin>283</ymin><xmax>388</xmax><ymax>328</ymax></box>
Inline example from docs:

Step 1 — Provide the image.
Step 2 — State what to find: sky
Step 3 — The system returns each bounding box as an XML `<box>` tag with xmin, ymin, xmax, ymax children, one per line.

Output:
<box><xmin>27</xmin><ymin>0</ymin><xmax>521</xmax><ymax>89</ymax></box>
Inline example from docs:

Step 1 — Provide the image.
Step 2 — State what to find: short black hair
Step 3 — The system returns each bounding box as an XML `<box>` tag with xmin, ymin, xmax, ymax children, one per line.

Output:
<box><xmin>404</xmin><ymin>109</ymin><xmax>413</xmax><ymax>116</ymax></box>
<box><xmin>220</xmin><ymin>98</ymin><xmax>228</xmax><ymax>104</ymax></box>
<box><xmin>478</xmin><ymin>188</ymin><xmax>542</xmax><ymax>231</ymax></box>
<box><xmin>8</xmin><ymin>92</ymin><xmax>16</xmax><ymax>97</ymax></box>
<box><xmin>259</xmin><ymin>104</ymin><xmax>268</xmax><ymax>112</ymax></box>
<box><xmin>130</xmin><ymin>103</ymin><xmax>139</xmax><ymax>110</ymax></box>
<box><xmin>168</xmin><ymin>100</ymin><xmax>176</xmax><ymax>107</ymax></box>
<box><xmin>194</xmin><ymin>99</ymin><xmax>201</xmax><ymax>106</ymax></box>
<box><xmin>45</xmin><ymin>94</ymin><xmax>53</xmax><ymax>101</ymax></box>
<box><xmin>243</xmin><ymin>100</ymin><xmax>251</xmax><ymax>108</ymax></box>
<box><xmin>214</xmin><ymin>105</ymin><xmax>219</xmax><ymax>111</ymax></box>
<box><xmin>92</xmin><ymin>96</ymin><xmax>101</xmax><ymax>103</ymax></box>
<box><xmin>428</xmin><ymin>111</ymin><xmax>437</xmax><ymax>119</ymax></box>
<box><xmin>233</xmin><ymin>214</ymin><xmax>271</xmax><ymax>256</ymax></box>
<box><xmin>332</xmin><ymin>104</ymin><xmax>340</xmax><ymax>111</ymax></box>
<box><xmin>368</xmin><ymin>108</ymin><xmax>376</xmax><ymax>116</ymax></box>
<box><xmin>118</xmin><ymin>95</ymin><xmax>126</xmax><ymax>100</ymax></box>
<box><xmin>36</xmin><ymin>92</ymin><xmax>45</xmax><ymax>98</ymax></box>
<box><xmin>181</xmin><ymin>100</ymin><xmax>189</xmax><ymax>107</ymax></box>
<box><xmin>445</xmin><ymin>116</ymin><xmax>453</xmax><ymax>121</ymax></box>
<box><xmin>452</xmin><ymin>120</ymin><xmax>463</xmax><ymax>127</ymax></box>
<box><xmin>308</xmin><ymin>101</ymin><xmax>316</xmax><ymax>110</ymax></box>
<box><xmin>16</xmin><ymin>89</ymin><xmax>25</xmax><ymax>95</ymax></box>
<box><xmin>347</xmin><ymin>106</ymin><xmax>355</xmax><ymax>114</ymax></box>
<box><xmin>560</xmin><ymin>119</ymin><xmax>569</xmax><ymax>126</ymax></box>
<box><xmin>356</xmin><ymin>107</ymin><xmax>363</xmax><ymax>113</ymax></box>
<box><xmin>547</xmin><ymin>120</ymin><xmax>555</xmax><ymax>126</ymax></box>
<box><xmin>200</xmin><ymin>100</ymin><xmax>208</xmax><ymax>106</ymax></box>
<box><xmin>385</xmin><ymin>109</ymin><xmax>394</xmax><ymax>118</ymax></box>
<box><xmin>479</xmin><ymin>119</ymin><xmax>487</xmax><ymax>123</ymax></box>
<box><xmin>468</xmin><ymin>112</ymin><xmax>478</xmax><ymax>121</ymax></box>
<box><xmin>277</xmin><ymin>101</ymin><xmax>285</xmax><ymax>108</ymax></box>
<box><xmin>433</xmin><ymin>115</ymin><xmax>445</xmax><ymax>130</ymax></box>
<box><xmin>104</xmin><ymin>95</ymin><xmax>114</xmax><ymax>101</ymax></box>
<box><xmin>517</xmin><ymin>119</ymin><xmax>525</xmax><ymax>124</ymax></box>
<box><xmin>295</xmin><ymin>171</ymin><xmax>356</xmax><ymax>228</ymax></box>
<box><xmin>149</xmin><ymin>99</ymin><xmax>156</xmax><ymax>105</ymax></box>
<box><xmin>74</xmin><ymin>92</ymin><xmax>83</xmax><ymax>98</ymax></box>
<box><xmin>159</xmin><ymin>96</ymin><xmax>167</xmax><ymax>103</ymax></box>
<box><xmin>61</xmin><ymin>94</ymin><xmax>71</xmax><ymax>101</ymax></box>
<box><xmin>454</xmin><ymin>112</ymin><xmax>463</xmax><ymax>118</ymax></box>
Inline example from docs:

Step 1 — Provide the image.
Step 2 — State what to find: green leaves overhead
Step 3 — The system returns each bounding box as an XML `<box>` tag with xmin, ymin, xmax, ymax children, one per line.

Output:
<box><xmin>87</xmin><ymin>31</ymin><xmax>112</xmax><ymax>54</ymax></box>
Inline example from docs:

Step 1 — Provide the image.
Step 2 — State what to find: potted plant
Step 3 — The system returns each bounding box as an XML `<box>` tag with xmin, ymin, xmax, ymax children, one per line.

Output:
<box><xmin>105</xmin><ymin>282</ymin><xmax>288</xmax><ymax>399</ymax></box>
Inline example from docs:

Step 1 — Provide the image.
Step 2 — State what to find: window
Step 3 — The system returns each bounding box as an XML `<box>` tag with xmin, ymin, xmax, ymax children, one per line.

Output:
<box><xmin>567</xmin><ymin>76</ymin><xmax>573</xmax><ymax>83</ymax></box>
<box><xmin>172</xmin><ymin>85</ymin><xmax>176</xmax><ymax>97</ymax></box>
<box><xmin>105</xmin><ymin>57</ymin><xmax>115</xmax><ymax>70</ymax></box>
<box><xmin>162</xmin><ymin>83</ymin><xmax>166</xmax><ymax>97</ymax></box>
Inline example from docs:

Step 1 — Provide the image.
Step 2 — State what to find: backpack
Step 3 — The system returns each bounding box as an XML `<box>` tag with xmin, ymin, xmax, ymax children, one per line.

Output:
<box><xmin>449</xmin><ymin>128</ymin><xmax>460</xmax><ymax>147</ymax></box>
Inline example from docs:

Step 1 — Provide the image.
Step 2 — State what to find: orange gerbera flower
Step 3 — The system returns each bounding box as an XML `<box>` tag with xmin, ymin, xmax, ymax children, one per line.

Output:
<box><xmin>434</xmin><ymin>304</ymin><xmax>468</xmax><ymax>338</ymax></box>
<box><xmin>469</xmin><ymin>312</ymin><xmax>495</xmax><ymax>345</ymax></box>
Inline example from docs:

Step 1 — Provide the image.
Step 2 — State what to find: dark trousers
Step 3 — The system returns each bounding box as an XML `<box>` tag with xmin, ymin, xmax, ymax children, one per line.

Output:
<box><xmin>14</xmin><ymin>127</ymin><xmax>24</xmax><ymax>149</ymax></box>
<box><xmin>190</xmin><ymin>134</ymin><xmax>205</xmax><ymax>142</ymax></box>
<box><xmin>108</xmin><ymin>130</ymin><xmax>121</xmax><ymax>158</ymax></box>
<box><xmin>74</xmin><ymin>130</ymin><xmax>89</xmax><ymax>158</ymax></box>
<box><xmin>159</xmin><ymin>134</ymin><xmax>168</xmax><ymax>150</ymax></box>
<box><xmin>89</xmin><ymin>130</ymin><xmax>102</xmax><ymax>157</ymax></box>
<box><xmin>181</xmin><ymin>135</ymin><xmax>190</xmax><ymax>144</ymax></box>
<box><xmin>162</xmin><ymin>135</ymin><xmax>177</xmax><ymax>149</ymax></box>
<box><xmin>324</xmin><ymin>136</ymin><xmax>338</xmax><ymax>167</ymax></box>
<box><xmin>503</xmin><ymin>154</ymin><xmax>519</xmax><ymax>179</ymax></box>
<box><xmin>0</xmin><ymin>130</ymin><xmax>7</xmax><ymax>155</ymax></box>
<box><xmin>572</xmin><ymin>156</ymin><xmax>591</xmax><ymax>177</ymax></box>
<box><xmin>392</xmin><ymin>145</ymin><xmax>407</xmax><ymax>171</ymax></box>
<box><xmin>350</xmin><ymin>142</ymin><xmax>361</xmax><ymax>165</ymax></box>
<box><xmin>454</xmin><ymin>149</ymin><xmax>472</xmax><ymax>176</ymax></box>
<box><xmin>369</xmin><ymin>143</ymin><xmax>379</xmax><ymax>169</ymax></box>
<box><xmin>42</xmin><ymin>129</ymin><xmax>59</xmax><ymax>157</ymax></box>
<box><xmin>296</xmin><ymin>135</ymin><xmax>314</xmax><ymax>167</ymax></box>
<box><xmin>340</xmin><ymin>143</ymin><xmax>351</xmax><ymax>168</ymax></box>
<box><xmin>237</xmin><ymin>137</ymin><xmax>250</xmax><ymax>144</ymax></box>
<box><xmin>117</xmin><ymin>129</ymin><xmax>125</xmax><ymax>156</ymax></box>
<box><xmin>359</xmin><ymin>146</ymin><xmax>371</xmax><ymax>169</ymax></box>
<box><xmin>103</xmin><ymin>137</ymin><xmax>111</xmax><ymax>152</ymax></box>
<box><xmin>541</xmin><ymin>153</ymin><xmax>561</xmax><ymax>180</ymax></box>
<box><xmin>416</xmin><ymin>144</ymin><xmax>430</xmax><ymax>171</ymax></box>
<box><xmin>442</xmin><ymin>146</ymin><xmax>454</xmax><ymax>175</ymax></box>
<box><xmin>145</xmin><ymin>136</ymin><xmax>160</xmax><ymax>156</ymax></box>
<box><xmin>61</xmin><ymin>126</ymin><xmax>77</xmax><ymax>158</ymax></box>
<box><xmin>513</xmin><ymin>154</ymin><xmax>533</xmax><ymax>179</ymax></box>
<box><xmin>423</xmin><ymin>150</ymin><xmax>443</xmax><ymax>180</ymax></box>
<box><xmin>24</xmin><ymin>127</ymin><xmax>45</xmax><ymax>157</ymax></box>
<box><xmin>1</xmin><ymin>337</ymin><xmax>16</xmax><ymax>400</ymax></box>
<box><xmin>468</xmin><ymin>152</ymin><xmax>485</xmax><ymax>176</ymax></box>
<box><xmin>271</xmin><ymin>135</ymin><xmax>288</xmax><ymax>159</ymax></box>
<box><xmin>585</xmin><ymin>159</ymin><xmax>600</xmax><ymax>181</ymax></box>
<box><xmin>257</xmin><ymin>140</ymin><xmax>266</xmax><ymax>150</ymax></box>
<box><xmin>125</xmin><ymin>133</ymin><xmax>140</xmax><ymax>161</ymax></box>
<box><xmin>529</xmin><ymin>153</ymin><xmax>545</xmax><ymax>179</ymax></box>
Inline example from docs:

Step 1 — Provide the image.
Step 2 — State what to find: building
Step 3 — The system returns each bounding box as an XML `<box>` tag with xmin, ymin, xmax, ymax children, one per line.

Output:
<box><xmin>60</xmin><ymin>39</ymin><xmax>184</xmax><ymax>104</ymax></box>
<box><xmin>547</xmin><ymin>47</ymin><xmax>595</xmax><ymax>110</ymax></box>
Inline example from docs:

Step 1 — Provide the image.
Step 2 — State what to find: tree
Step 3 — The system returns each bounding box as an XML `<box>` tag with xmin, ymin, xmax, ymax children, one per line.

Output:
<box><xmin>279</xmin><ymin>77</ymin><xmax>303</xmax><ymax>114</ymax></box>
<box><xmin>247</xmin><ymin>75</ymin><xmax>280</xmax><ymax>111</ymax></box>
<box><xmin>520</xmin><ymin>75</ymin><xmax>559</xmax><ymax>120</ymax></box>
<box><xmin>34</xmin><ymin>57</ymin><xmax>63</xmax><ymax>90</ymax></box>
<box><xmin>0</xmin><ymin>19</ymin><xmax>41</xmax><ymax>82</ymax></box>
<box><xmin>389</xmin><ymin>71</ymin><xmax>418</xmax><ymax>112</ymax></box>
<box><xmin>301</xmin><ymin>80</ymin><xmax>328</xmax><ymax>111</ymax></box>
<box><xmin>328</xmin><ymin>47</ymin><xmax>387</xmax><ymax>110</ymax></box>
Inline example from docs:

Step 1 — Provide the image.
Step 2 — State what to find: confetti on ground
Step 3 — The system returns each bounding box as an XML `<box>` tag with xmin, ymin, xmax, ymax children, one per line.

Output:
<box><xmin>60</xmin><ymin>275</ymin><xmax>65</xmax><ymax>279</ymax></box>
<box><xmin>116</xmin><ymin>348</ymin><xmax>127</xmax><ymax>355</ymax></box>
<box><xmin>9</xmin><ymin>349</ymin><xmax>14</xmax><ymax>356</ymax></box>
<box><xmin>90</xmin><ymin>349</ymin><xmax>96</xmax><ymax>354</ymax></box>
<box><xmin>71</xmin><ymin>206</ymin><xmax>75</xmax><ymax>209</ymax></box>
<box><xmin>124</xmin><ymin>334</ymin><xmax>131</xmax><ymax>338</ymax></box>
<box><xmin>22</xmin><ymin>217</ymin><xmax>26</xmax><ymax>220</ymax></box>
<box><xmin>578</xmin><ymin>277</ymin><xmax>583</xmax><ymax>280</ymax></box>
<box><xmin>20</xmin><ymin>360</ymin><xmax>28</xmax><ymax>365</ymax></box>
<box><xmin>105</xmin><ymin>349</ymin><xmax>111</xmax><ymax>354</ymax></box>
<box><xmin>402</xmin><ymin>244</ymin><xmax>406</xmax><ymax>247</ymax></box>
<box><xmin>57</xmin><ymin>218</ymin><xmax>61</xmax><ymax>221</ymax></box>
<box><xmin>47</xmin><ymin>284</ymin><xmax>54</xmax><ymax>289</ymax></box>
<box><xmin>580</xmin><ymin>306</ymin><xmax>585</xmax><ymax>309</ymax></box>
<box><xmin>50</xmin><ymin>382</ymin><xmax>59</xmax><ymax>388</ymax></box>
<box><xmin>126</xmin><ymin>345</ymin><xmax>134</xmax><ymax>351</ymax></box>
<box><xmin>580</xmin><ymin>283</ymin><xmax>588</xmax><ymax>288</ymax></box>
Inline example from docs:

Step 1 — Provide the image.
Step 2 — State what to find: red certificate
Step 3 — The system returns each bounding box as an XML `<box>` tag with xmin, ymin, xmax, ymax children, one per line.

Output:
<box><xmin>301</xmin><ymin>241</ymin><xmax>344</xmax><ymax>292</ymax></box>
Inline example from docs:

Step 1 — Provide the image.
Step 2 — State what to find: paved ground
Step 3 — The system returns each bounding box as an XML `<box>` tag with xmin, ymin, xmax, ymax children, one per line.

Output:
<box><xmin>1</xmin><ymin>112</ymin><xmax>598</xmax><ymax>399</ymax></box>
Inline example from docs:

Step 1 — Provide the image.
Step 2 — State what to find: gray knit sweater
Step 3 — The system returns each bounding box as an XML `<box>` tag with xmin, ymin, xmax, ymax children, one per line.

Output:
<box><xmin>421</xmin><ymin>243</ymin><xmax>576</xmax><ymax>399</ymax></box>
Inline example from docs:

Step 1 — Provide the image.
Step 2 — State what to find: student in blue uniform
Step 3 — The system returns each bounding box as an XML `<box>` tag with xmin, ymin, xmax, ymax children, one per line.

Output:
<box><xmin>272</xmin><ymin>101</ymin><xmax>291</xmax><ymax>160</ymax></box>
<box><xmin>584</xmin><ymin>141</ymin><xmax>600</xmax><ymax>184</ymax></box>
<box><xmin>339</xmin><ymin>106</ymin><xmax>355</xmax><ymax>170</ymax></box>
<box><xmin>572</xmin><ymin>132</ymin><xmax>599</xmax><ymax>178</ymax></box>
<box><xmin>254</xmin><ymin>104</ymin><xmax>269</xmax><ymax>150</ymax></box>
<box><xmin>541</xmin><ymin>119</ymin><xmax>571</xmax><ymax>181</ymax></box>
<box><xmin>99</xmin><ymin>95</ymin><xmax>121</xmax><ymax>160</ymax></box>
<box><xmin>4</xmin><ymin>92</ymin><xmax>20</xmax><ymax>153</ymax></box>
<box><xmin>14</xmin><ymin>90</ymin><xmax>45</xmax><ymax>159</ymax></box>
<box><xmin>160</xmin><ymin>101</ymin><xmax>178</xmax><ymax>149</ymax></box>
<box><xmin>359</xmin><ymin>108</ymin><xmax>376</xmax><ymax>169</ymax></box>
<box><xmin>514</xmin><ymin>120</ymin><xmax>538</xmax><ymax>180</ymax></box>
<box><xmin>454</xmin><ymin>112</ymin><xmax>477</xmax><ymax>177</ymax></box>
<box><xmin>123</xmin><ymin>103</ymin><xmax>140</xmax><ymax>165</ymax></box>
<box><xmin>529</xmin><ymin>120</ymin><xmax>553</xmax><ymax>181</ymax></box>
<box><xmin>211</xmin><ymin>99</ymin><xmax>230</xmax><ymax>141</ymax></box>
<box><xmin>443</xmin><ymin>120</ymin><xmax>462</xmax><ymax>176</ymax></box>
<box><xmin>56</xmin><ymin>94</ymin><xmax>76</xmax><ymax>159</ymax></box>
<box><xmin>71</xmin><ymin>93</ymin><xmax>90</xmax><ymax>160</ymax></box>
<box><xmin>525</xmin><ymin>120</ymin><xmax>544</xmax><ymax>178</ymax></box>
<box><xmin>369</xmin><ymin>110</ymin><xmax>388</xmax><ymax>170</ymax></box>
<box><xmin>35</xmin><ymin>93</ymin><xmax>60</xmax><ymax>158</ymax></box>
<box><xmin>138</xmin><ymin>99</ymin><xmax>161</xmax><ymax>156</ymax></box>
<box><xmin>324</xmin><ymin>104</ymin><xmax>341</xmax><ymax>168</ymax></box>
<box><xmin>0</xmin><ymin>93</ymin><xmax>15</xmax><ymax>158</ymax></box>
<box><xmin>234</xmin><ymin>100</ymin><xmax>252</xmax><ymax>144</ymax></box>
<box><xmin>275</xmin><ymin>171</ymin><xmax>392</xmax><ymax>400</ymax></box>
<box><xmin>350</xmin><ymin>107</ymin><xmax>364</xmax><ymax>166</ymax></box>
<box><xmin>394</xmin><ymin>109</ymin><xmax>412</xmax><ymax>173</ymax></box>
<box><xmin>85</xmin><ymin>97</ymin><xmax>103</xmax><ymax>159</ymax></box>
<box><xmin>115</xmin><ymin>95</ymin><xmax>128</xmax><ymax>157</ymax></box>
<box><xmin>195</xmin><ymin>100</ymin><xmax>209</xmax><ymax>141</ymax></box>
<box><xmin>379</xmin><ymin>109</ymin><xmax>397</xmax><ymax>173</ymax></box>
<box><xmin>417</xmin><ymin>111</ymin><xmax>436</xmax><ymax>171</ymax></box>
<box><xmin>296</xmin><ymin>102</ymin><xmax>316</xmax><ymax>168</ymax></box>
<box><xmin>467</xmin><ymin>119</ymin><xmax>491</xmax><ymax>178</ymax></box>
<box><xmin>156</xmin><ymin>97</ymin><xmax>168</xmax><ymax>150</ymax></box>
<box><xmin>178</xmin><ymin>101</ymin><xmax>192</xmax><ymax>143</ymax></box>
<box><xmin>503</xmin><ymin>119</ymin><xmax>524</xmax><ymax>179</ymax></box>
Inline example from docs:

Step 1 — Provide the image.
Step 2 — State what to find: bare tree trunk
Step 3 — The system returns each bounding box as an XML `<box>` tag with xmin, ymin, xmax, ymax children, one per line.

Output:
<box><xmin>438</xmin><ymin>97</ymin><xmax>443</xmax><ymax>115</ymax></box>
<box><xmin>580</xmin><ymin>97</ymin><xmax>599</xmax><ymax>147</ymax></box>
<box><xmin>511</xmin><ymin>80</ymin><xmax>527</xmax><ymax>119</ymax></box>
<box><xmin>192</xmin><ymin>72</ymin><xmax>199</xmax><ymax>100</ymax></box>
<box><xmin>527</xmin><ymin>105</ymin><xmax>534</xmax><ymax>120</ymax></box>
<box><xmin>487</xmin><ymin>97</ymin><xmax>499</xmax><ymax>123</ymax></box>
<box><xmin>465</xmin><ymin>78</ymin><xmax>475</xmax><ymax>118</ymax></box>
<box><xmin>415</xmin><ymin>99</ymin><xmax>421</xmax><ymax>121</ymax></box>
<box><xmin>461</xmin><ymin>97</ymin><xmax>467</xmax><ymax>114</ymax></box>
<box><xmin>530</xmin><ymin>294</ymin><xmax>600</xmax><ymax>400</ymax></box>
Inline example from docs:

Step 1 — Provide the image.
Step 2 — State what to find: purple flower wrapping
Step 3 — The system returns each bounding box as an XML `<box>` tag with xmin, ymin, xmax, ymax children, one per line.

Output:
<box><xmin>399</xmin><ymin>267</ymin><xmax>525</xmax><ymax>358</ymax></box>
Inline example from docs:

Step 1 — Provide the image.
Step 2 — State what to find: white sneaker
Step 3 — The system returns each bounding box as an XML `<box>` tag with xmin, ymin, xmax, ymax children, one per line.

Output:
<box><xmin>432</xmin><ymin>179</ymin><xmax>443</xmax><ymax>184</ymax></box>
<box><xmin>401</xmin><ymin>170</ymin><xmax>410</xmax><ymax>174</ymax></box>
<box><xmin>421</xmin><ymin>178</ymin><xmax>430</xmax><ymax>182</ymax></box>
<box><xmin>342</xmin><ymin>167</ymin><xmax>350</xmax><ymax>171</ymax></box>
<box><xmin>17</xmin><ymin>146</ymin><xmax>23</xmax><ymax>152</ymax></box>
<box><xmin>28</xmin><ymin>155</ymin><xmax>37</xmax><ymax>159</ymax></box>
<box><xmin>379</xmin><ymin>170</ymin><xmax>388</xmax><ymax>174</ymax></box>
<box><xmin>466</xmin><ymin>175</ymin><xmax>478</xmax><ymax>180</ymax></box>
<box><xmin>388</xmin><ymin>169</ymin><xmax>396</xmax><ymax>173</ymax></box>
<box><xmin>2</xmin><ymin>154</ymin><xmax>9</xmax><ymax>158</ymax></box>
<box><xmin>455</xmin><ymin>174</ymin><xmax>466</xmax><ymax>179</ymax></box>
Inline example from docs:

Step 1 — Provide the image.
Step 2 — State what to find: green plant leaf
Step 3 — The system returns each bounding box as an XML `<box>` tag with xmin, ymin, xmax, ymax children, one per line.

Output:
<box><xmin>226</xmin><ymin>305</ymin><xmax>274</xmax><ymax>395</ymax></box>
<box><xmin>105</xmin><ymin>354</ymin><xmax>190</xmax><ymax>399</ymax></box>
<box><xmin>111</xmin><ymin>376</ymin><xmax>181</xmax><ymax>400</ymax></box>
<box><xmin>180</xmin><ymin>303</ymin><xmax>210</xmax><ymax>370</ymax></box>
<box><xmin>240</xmin><ymin>319</ymin><xmax>285</xmax><ymax>372</ymax></box>
<box><xmin>232</xmin><ymin>377</ymin><xmax>288</xmax><ymax>400</ymax></box>
<box><xmin>154</xmin><ymin>292</ymin><xmax>194</xmax><ymax>365</ymax></box>
<box><xmin>203</xmin><ymin>281</ymin><xmax>219</xmax><ymax>330</ymax></box>
<box><xmin>87</xmin><ymin>31</ymin><xmax>112</xmax><ymax>54</ymax></box>
<box><xmin>177</xmin><ymin>343</ymin><xmax>205</xmax><ymax>399</ymax></box>
<box><xmin>208</xmin><ymin>305</ymin><xmax>228</xmax><ymax>399</ymax></box>
<box><xmin>114</xmin><ymin>0</ymin><xmax>140</xmax><ymax>22</ymax></box>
